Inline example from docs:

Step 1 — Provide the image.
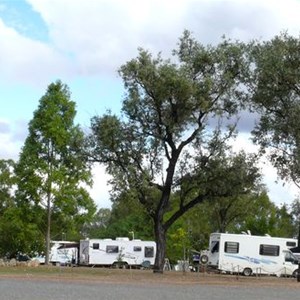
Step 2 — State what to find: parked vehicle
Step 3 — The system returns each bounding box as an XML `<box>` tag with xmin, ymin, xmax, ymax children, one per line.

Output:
<box><xmin>79</xmin><ymin>237</ymin><xmax>156</xmax><ymax>268</ymax></box>
<box><xmin>31</xmin><ymin>254</ymin><xmax>45</xmax><ymax>264</ymax></box>
<box><xmin>49</xmin><ymin>241</ymin><xmax>78</xmax><ymax>265</ymax></box>
<box><xmin>207</xmin><ymin>232</ymin><xmax>299</xmax><ymax>277</ymax></box>
<box><xmin>15</xmin><ymin>252</ymin><xmax>31</xmax><ymax>262</ymax></box>
<box><xmin>290</xmin><ymin>246</ymin><xmax>300</xmax><ymax>260</ymax></box>
<box><xmin>32</xmin><ymin>241</ymin><xmax>79</xmax><ymax>265</ymax></box>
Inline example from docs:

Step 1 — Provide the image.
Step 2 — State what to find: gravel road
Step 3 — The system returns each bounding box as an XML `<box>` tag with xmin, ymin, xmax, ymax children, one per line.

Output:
<box><xmin>0</xmin><ymin>278</ymin><xmax>299</xmax><ymax>300</ymax></box>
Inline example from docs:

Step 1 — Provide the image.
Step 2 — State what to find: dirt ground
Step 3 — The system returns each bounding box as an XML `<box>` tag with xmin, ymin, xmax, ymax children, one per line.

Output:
<box><xmin>1</xmin><ymin>266</ymin><xmax>300</xmax><ymax>288</ymax></box>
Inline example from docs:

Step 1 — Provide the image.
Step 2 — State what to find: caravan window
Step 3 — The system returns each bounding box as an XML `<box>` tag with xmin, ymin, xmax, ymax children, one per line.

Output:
<box><xmin>93</xmin><ymin>243</ymin><xmax>99</xmax><ymax>250</ymax></box>
<box><xmin>224</xmin><ymin>242</ymin><xmax>239</xmax><ymax>254</ymax></box>
<box><xmin>145</xmin><ymin>246</ymin><xmax>154</xmax><ymax>258</ymax></box>
<box><xmin>106</xmin><ymin>245</ymin><xmax>119</xmax><ymax>253</ymax></box>
<box><xmin>133</xmin><ymin>246</ymin><xmax>142</xmax><ymax>252</ymax></box>
<box><xmin>211</xmin><ymin>241</ymin><xmax>219</xmax><ymax>253</ymax></box>
<box><xmin>259</xmin><ymin>244</ymin><xmax>280</xmax><ymax>256</ymax></box>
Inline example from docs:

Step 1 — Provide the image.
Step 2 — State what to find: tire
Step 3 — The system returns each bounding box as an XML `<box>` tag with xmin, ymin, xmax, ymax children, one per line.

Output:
<box><xmin>292</xmin><ymin>269</ymin><xmax>300</xmax><ymax>278</ymax></box>
<box><xmin>243</xmin><ymin>268</ymin><xmax>252</xmax><ymax>276</ymax></box>
<box><xmin>200</xmin><ymin>255</ymin><xmax>208</xmax><ymax>265</ymax></box>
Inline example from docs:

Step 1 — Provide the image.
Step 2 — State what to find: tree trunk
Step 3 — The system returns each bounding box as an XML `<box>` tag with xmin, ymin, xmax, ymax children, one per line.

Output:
<box><xmin>45</xmin><ymin>191</ymin><xmax>51</xmax><ymax>265</ymax></box>
<box><xmin>297</xmin><ymin>220</ymin><xmax>300</xmax><ymax>282</ymax></box>
<box><xmin>153</xmin><ymin>218</ymin><xmax>166</xmax><ymax>273</ymax></box>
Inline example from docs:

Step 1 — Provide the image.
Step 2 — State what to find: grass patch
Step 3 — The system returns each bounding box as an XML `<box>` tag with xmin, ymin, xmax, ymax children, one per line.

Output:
<box><xmin>0</xmin><ymin>265</ymin><xmax>153</xmax><ymax>280</ymax></box>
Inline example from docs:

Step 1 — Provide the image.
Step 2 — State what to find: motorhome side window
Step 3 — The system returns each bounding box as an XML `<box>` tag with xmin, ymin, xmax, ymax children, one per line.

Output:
<box><xmin>259</xmin><ymin>244</ymin><xmax>280</xmax><ymax>256</ymax></box>
<box><xmin>106</xmin><ymin>245</ymin><xmax>119</xmax><ymax>253</ymax></box>
<box><xmin>145</xmin><ymin>246</ymin><xmax>154</xmax><ymax>258</ymax></box>
<box><xmin>133</xmin><ymin>246</ymin><xmax>142</xmax><ymax>252</ymax></box>
<box><xmin>211</xmin><ymin>241</ymin><xmax>219</xmax><ymax>253</ymax></box>
<box><xmin>286</xmin><ymin>241</ymin><xmax>296</xmax><ymax>247</ymax></box>
<box><xmin>93</xmin><ymin>243</ymin><xmax>99</xmax><ymax>250</ymax></box>
<box><xmin>224</xmin><ymin>242</ymin><xmax>239</xmax><ymax>254</ymax></box>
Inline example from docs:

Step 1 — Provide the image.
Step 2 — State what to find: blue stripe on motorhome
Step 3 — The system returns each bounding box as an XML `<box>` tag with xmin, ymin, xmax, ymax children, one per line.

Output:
<box><xmin>224</xmin><ymin>254</ymin><xmax>277</xmax><ymax>265</ymax></box>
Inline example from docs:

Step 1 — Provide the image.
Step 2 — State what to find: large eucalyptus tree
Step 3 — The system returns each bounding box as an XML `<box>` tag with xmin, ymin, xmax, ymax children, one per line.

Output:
<box><xmin>88</xmin><ymin>31</ymin><xmax>261</xmax><ymax>272</ymax></box>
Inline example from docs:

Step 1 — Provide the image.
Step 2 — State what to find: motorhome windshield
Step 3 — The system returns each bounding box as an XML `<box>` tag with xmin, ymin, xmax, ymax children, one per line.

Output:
<box><xmin>284</xmin><ymin>250</ymin><xmax>299</xmax><ymax>264</ymax></box>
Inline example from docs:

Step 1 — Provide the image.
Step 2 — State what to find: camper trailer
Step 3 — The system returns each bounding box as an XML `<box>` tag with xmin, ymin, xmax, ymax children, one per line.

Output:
<box><xmin>208</xmin><ymin>232</ymin><xmax>299</xmax><ymax>277</ymax></box>
<box><xmin>79</xmin><ymin>237</ymin><xmax>156</xmax><ymax>267</ymax></box>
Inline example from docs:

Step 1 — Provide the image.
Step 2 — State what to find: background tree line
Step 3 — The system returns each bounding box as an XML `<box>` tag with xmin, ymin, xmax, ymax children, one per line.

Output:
<box><xmin>1</xmin><ymin>156</ymin><xmax>300</xmax><ymax>264</ymax></box>
<box><xmin>0</xmin><ymin>31</ymin><xmax>300</xmax><ymax>272</ymax></box>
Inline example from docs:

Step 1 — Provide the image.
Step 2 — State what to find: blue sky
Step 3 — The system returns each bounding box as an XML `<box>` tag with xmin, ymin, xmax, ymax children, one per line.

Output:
<box><xmin>1</xmin><ymin>0</ymin><xmax>300</xmax><ymax>208</ymax></box>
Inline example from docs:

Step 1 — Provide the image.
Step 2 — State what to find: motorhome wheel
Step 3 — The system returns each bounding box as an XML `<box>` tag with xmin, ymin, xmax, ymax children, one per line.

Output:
<box><xmin>242</xmin><ymin>268</ymin><xmax>252</xmax><ymax>276</ymax></box>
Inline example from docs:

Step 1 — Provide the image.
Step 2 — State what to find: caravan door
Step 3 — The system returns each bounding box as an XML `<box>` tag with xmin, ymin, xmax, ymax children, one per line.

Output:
<box><xmin>208</xmin><ymin>233</ymin><xmax>220</xmax><ymax>267</ymax></box>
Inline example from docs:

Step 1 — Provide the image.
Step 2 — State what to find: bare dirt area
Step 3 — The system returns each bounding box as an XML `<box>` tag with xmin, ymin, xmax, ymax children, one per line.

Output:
<box><xmin>0</xmin><ymin>266</ymin><xmax>300</xmax><ymax>288</ymax></box>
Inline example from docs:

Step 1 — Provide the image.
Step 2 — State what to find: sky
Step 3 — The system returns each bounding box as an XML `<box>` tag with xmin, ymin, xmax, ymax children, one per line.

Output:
<box><xmin>0</xmin><ymin>0</ymin><xmax>300</xmax><ymax>208</ymax></box>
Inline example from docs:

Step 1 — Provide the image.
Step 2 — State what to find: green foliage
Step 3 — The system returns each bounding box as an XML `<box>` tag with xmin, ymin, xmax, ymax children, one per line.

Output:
<box><xmin>290</xmin><ymin>198</ymin><xmax>300</xmax><ymax>243</ymax></box>
<box><xmin>83</xmin><ymin>190</ymin><xmax>154</xmax><ymax>241</ymax></box>
<box><xmin>0</xmin><ymin>206</ymin><xmax>44</xmax><ymax>257</ymax></box>
<box><xmin>167</xmin><ymin>225</ymin><xmax>190</xmax><ymax>264</ymax></box>
<box><xmin>81</xmin><ymin>208</ymin><xmax>112</xmax><ymax>238</ymax></box>
<box><xmin>250</xmin><ymin>33</ymin><xmax>300</xmax><ymax>187</ymax></box>
<box><xmin>106</xmin><ymin>196</ymin><xmax>153</xmax><ymax>239</ymax></box>
<box><xmin>0</xmin><ymin>159</ymin><xmax>16</xmax><ymax>213</ymax></box>
<box><xmin>273</xmin><ymin>204</ymin><xmax>295</xmax><ymax>238</ymax></box>
<box><xmin>236</xmin><ymin>191</ymin><xmax>293</xmax><ymax>237</ymax></box>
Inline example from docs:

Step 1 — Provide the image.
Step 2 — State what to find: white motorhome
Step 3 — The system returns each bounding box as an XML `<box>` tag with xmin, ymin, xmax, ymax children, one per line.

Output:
<box><xmin>208</xmin><ymin>232</ymin><xmax>299</xmax><ymax>277</ymax></box>
<box><xmin>79</xmin><ymin>237</ymin><xmax>156</xmax><ymax>267</ymax></box>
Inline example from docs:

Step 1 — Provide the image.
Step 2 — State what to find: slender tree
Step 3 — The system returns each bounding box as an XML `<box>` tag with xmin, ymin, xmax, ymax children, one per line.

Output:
<box><xmin>87</xmin><ymin>31</ymin><xmax>260</xmax><ymax>272</ymax></box>
<box><xmin>15</xmin><ymin>80</ymin><xmax>96</xmax><ymax>264</ymax></box>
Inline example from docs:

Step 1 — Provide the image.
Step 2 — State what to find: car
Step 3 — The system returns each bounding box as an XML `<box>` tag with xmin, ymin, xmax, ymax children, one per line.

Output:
<box><xmin>16</xmin><ymin>253</ymin><xmax>31</xmax><ymax>262</ymax></box>
<box><xmin>31</xmin><ymin>255</ymin><xmax>45</xmax><ymax>264</ymax></box>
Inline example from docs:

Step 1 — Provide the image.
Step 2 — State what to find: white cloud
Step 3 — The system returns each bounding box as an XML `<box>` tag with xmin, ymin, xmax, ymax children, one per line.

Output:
<box><xmin>0</xmin><ymin>18</ymin><xmax>74</xmax><ymax>86</ymax></box>
<box><xmin>87</xmin><ymin>164</ymin><xmax>112</xmax><ymax>208</ymax></box>
<box><xmin>0</xmin><ymin>0</ymin><xmax>298</xmax><ymax>84</ymax></box>
<box><xmin>26</xmin><ymin>0</ymin><xmax>300</xmax><ymax>77</ymax></box>
<box><xmin>0</xmin><ymin>132</ymin><xmax>21</xmax><ymax>160</ymax></box>
<box><xmin>0</xmin><ymin>118</ymin><xmax>28</xmax><ymax>159</ymax></box>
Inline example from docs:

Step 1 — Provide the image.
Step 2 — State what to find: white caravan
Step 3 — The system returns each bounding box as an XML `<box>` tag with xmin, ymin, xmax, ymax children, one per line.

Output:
<box><xmin>49</xmin><ymin>241</ymin><xmax>78</xmax><ymax>265</ymax></box>
<box><xmin>79</xmin><ymin>237</ymin><xmax>156</xmax><ymax>267</ymax></box>
<box><xmin>207</xmin><ymin>232</ymin><xmax>299</xmax><ymax>277</ymax></box>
